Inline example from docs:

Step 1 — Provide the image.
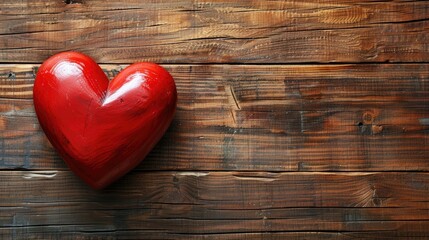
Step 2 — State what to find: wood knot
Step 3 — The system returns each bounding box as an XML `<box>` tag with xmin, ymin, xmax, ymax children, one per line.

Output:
<box><xmin>357</xmin><ymin>121</ymin><xmax>383</xmax><ymax>135</ymax></box>
<box><xmin>362</xmin><ymin>112</ymin><xmax>374</xmax><ymax>124</ymax></box>
<box><xmin>358</xmin><ymin>111</ymin><xmax>383</xmax><ymax>135</ymax></box>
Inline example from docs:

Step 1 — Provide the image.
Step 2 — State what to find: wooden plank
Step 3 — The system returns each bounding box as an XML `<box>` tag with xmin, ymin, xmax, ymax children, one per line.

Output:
<box><xmin>0</xmin><ymin>64</ymin><xmax>428</xmax><ymax>171</ymax></box>
<box><xmin>2</xmin><ymin>231</ymin><xmax>428</xmax><ymax>240</ymax></box>
<box><xmin>0</xmin><ymin>0</ymin><xmax>428</xmax><ymax>63</ymax></box>
<box><xmin>1</xmin><ymin>171</ymin><xmax>429</xmax><ymax>238</ymax></box>
<box><xmin>1</xmin><ymin>232</ymin><xmax>428</xmax><ymax>240</ymax></box>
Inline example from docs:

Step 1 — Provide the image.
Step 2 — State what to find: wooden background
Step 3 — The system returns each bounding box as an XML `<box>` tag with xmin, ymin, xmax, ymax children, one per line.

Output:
<box><xmin>1</xmin><ymin>0</ymin><xmax>429</xmax><ymax>239</ymax></box>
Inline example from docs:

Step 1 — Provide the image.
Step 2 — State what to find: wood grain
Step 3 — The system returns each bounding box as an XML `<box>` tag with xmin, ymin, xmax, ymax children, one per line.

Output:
<box><xmin>0</xmin><ymin>0</ymin><xmax>428</xmax><ymax>63</ymax></box>
<box><xmin>1</xmin><ymin>171</ymin><xmax>429</xmax><ymax>239</ymax></box>
<box><xmin>1</xmin><ymin>0</ymin><xmax>429</xmax><ymax>238</ymax></box>
<box><xmin>0</xmin><ymin>64</ymin><xmax>428</xmax><ymax>172</ymax></box>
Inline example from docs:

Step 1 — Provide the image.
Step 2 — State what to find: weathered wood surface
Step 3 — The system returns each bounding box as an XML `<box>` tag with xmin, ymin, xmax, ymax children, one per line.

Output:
<box><xmin>1</xmin><ymin>0</ymin><xmax>429</xmax><ymax>239</ymax></box>
<box><xmin>0</xmin><ymin>64</ymin><xmax>428</xmax><ymax>172</ymax></box>
<box><xmin>1</xmin><ymin>171</ymin><xmax>429</xmax><ymax>239</ymax></box>
<box><xmin>0</xmin><ymin>0</ymin><xmax>429</xmax><ymax>63</ymax></box>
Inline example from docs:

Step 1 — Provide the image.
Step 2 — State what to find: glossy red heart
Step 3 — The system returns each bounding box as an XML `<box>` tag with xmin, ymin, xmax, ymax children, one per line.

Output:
<box><xmin>33</xmin><ymin>52</ymin><xmax>177</xmax><ymax>189</ymax></box>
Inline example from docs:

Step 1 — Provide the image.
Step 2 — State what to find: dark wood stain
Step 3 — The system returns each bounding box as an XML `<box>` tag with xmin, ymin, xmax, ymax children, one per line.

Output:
<box><xmin>0</xmin><ymin>0</ymin><xmax>429</xmax><ymax>239</ymax></box>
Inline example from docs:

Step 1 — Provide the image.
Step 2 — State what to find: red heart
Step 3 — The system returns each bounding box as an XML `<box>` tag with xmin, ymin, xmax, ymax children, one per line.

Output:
<box><xmin>33</xmin><ymin>52</ymin><xmax>177</xmax><ymax>189</ymax></box>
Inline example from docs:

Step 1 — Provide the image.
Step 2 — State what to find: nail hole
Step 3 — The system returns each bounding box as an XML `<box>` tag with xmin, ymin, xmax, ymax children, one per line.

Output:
<box><xmin>64</xmin><ymin>0</ymin><xmax>83</xmax><ymax>4</ymax></box>
<box><xmin>8</xmin><ymin>72</ymin><xmax>16</xmax><ymax>79</ymax></box>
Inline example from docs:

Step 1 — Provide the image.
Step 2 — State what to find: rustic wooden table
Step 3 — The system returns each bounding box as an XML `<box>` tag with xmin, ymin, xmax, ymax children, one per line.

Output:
<box><xmin>1</xmin><ymin>1</ymin><xmax>429</xmax><ymax>239</ymax></box>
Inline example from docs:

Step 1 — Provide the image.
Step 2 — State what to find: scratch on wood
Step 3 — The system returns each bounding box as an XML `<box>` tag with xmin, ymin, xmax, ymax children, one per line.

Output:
<box><xmin>22</xmin><ymin>171</ymin><xmax>58</xmax><ymax>179</ymax></box>
<box><xmin>225</xmin><ymin>84</ymin><xmax>240</xmax><ymax>127</ymax></box>
<box><xmin>233</xmin><ymin>172</ymin><xmax>281</xmax><ymax>182</ymax></box>
<box><xmin>226</xmin><ymin>85</ymin><xmax>241</xmax><ymax>110</ymax></box>
<box><xmin>229</xmin><ymin>109</ymin><xmax>237</xmax><ymax>124</ymax></box>
<box><xmin>176</xmin><ymin>172</ymin><xmax>209</xmax><ymax>177</ymax></box>
<box><xmin>233</xmin><ymin>176</ymin><xmax>276</xmax><ymax>182</ymax></box>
